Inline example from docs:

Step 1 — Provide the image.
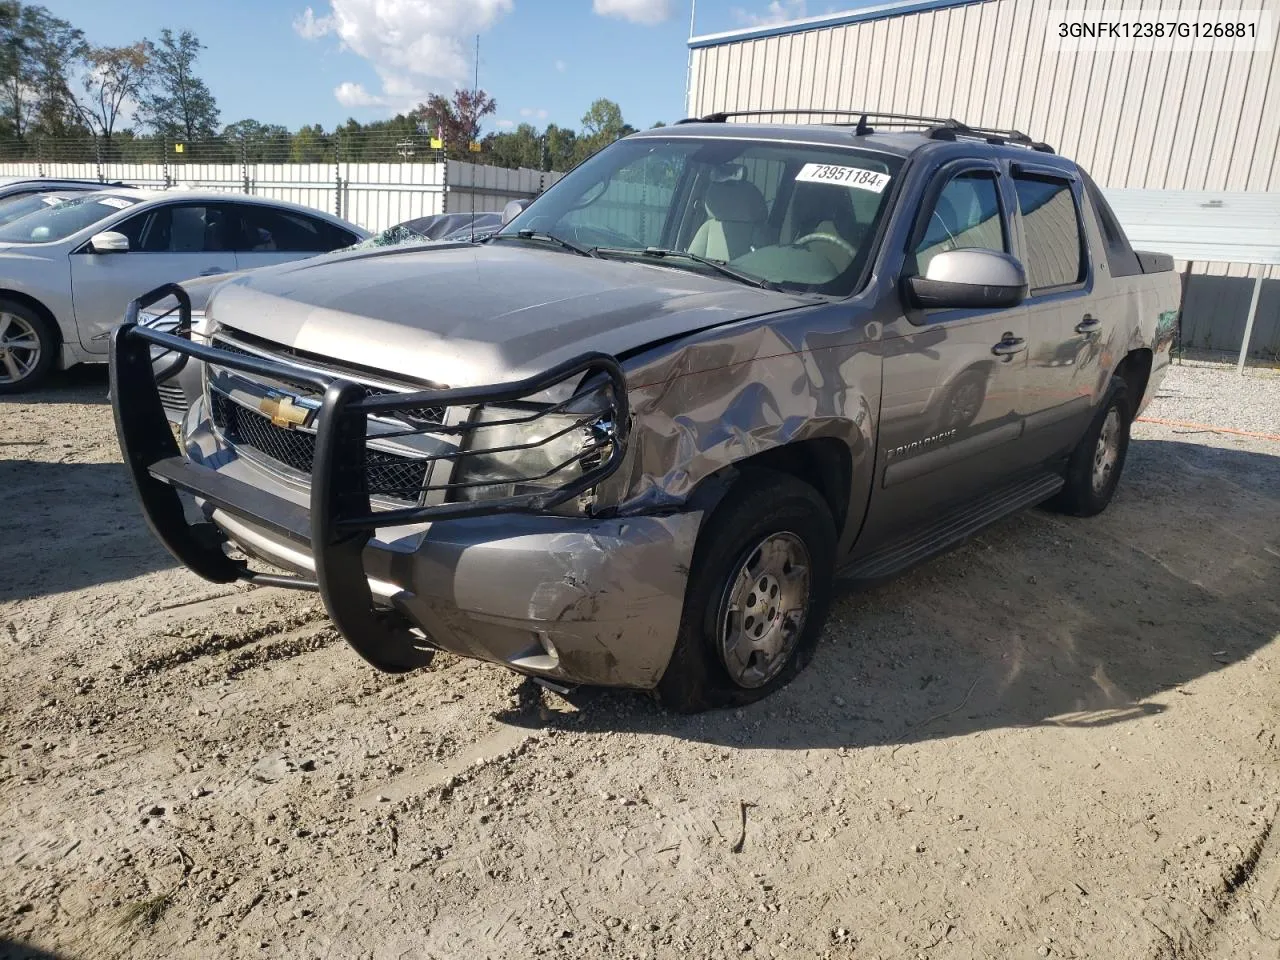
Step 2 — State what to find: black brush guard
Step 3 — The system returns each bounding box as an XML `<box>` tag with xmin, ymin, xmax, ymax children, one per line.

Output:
<box><xmin>111</xmin><ymin>283</ymin><xmax>630</xmax><ymax>673</ymax></box>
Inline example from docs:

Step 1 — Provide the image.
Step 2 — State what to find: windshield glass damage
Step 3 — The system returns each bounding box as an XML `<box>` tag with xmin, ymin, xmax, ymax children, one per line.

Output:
<box><xmin>498</xmin><ymin>136</ymin><xmax>903</xmax><ymax>296</ymax></box>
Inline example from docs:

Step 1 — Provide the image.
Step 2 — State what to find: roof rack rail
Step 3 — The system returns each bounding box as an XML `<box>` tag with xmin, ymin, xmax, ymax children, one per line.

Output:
<box><xmin>674</xmin><ymin>108</ymin><xmax>1054</xmax><ymax>154</ymax></box>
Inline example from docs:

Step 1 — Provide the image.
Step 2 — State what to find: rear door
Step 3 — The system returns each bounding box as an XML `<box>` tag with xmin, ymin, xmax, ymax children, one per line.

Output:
<box><xmin>858</xmin><ymin>158</ymin><xmax>1030</xmax><ymax>549</ymax></box>
<box><xmin>1009</xmin><ymin>164</ymin><xmax>1101</xmax><ymax>461</ymax></box>
<box><xmin>70</xmin><ymin>201</ymin><xmax>238</xmax><ymax>352</ymax></box>
<box><xmin>229</xmin><ymin>204</ymin><xmax>360</xmax><ymax>270</ymax></box>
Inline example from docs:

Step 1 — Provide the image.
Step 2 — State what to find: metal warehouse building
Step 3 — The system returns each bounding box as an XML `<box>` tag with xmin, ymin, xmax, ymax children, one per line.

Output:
<box><xmin>686</xmin><ymin>0</ymin><xmax>1280</xmax><ymax>362</ymax></box>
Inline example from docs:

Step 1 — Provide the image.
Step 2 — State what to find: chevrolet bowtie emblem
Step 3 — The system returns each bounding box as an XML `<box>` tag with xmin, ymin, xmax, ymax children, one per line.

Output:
<box><xmin>259</xmin><ymin>394</ymin><xmax>310</xmax><ymax>429</ymax></box>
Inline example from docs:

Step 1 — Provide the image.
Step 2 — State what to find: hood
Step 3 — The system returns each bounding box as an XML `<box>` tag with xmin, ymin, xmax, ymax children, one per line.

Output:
<box><xmin>208</xmin><ymin>242</ymin><xmax>812</xmax><ymax>386</ymax></box>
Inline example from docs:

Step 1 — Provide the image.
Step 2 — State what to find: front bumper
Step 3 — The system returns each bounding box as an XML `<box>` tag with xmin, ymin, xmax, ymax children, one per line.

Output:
<box><xmin>111</xmin><ymin>285</ymin><xmax>696</xmax><ymax>687</ymax></box>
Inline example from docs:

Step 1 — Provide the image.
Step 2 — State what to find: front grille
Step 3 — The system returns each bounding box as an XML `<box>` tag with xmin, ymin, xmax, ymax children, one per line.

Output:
<box><xmin>212</xmin><ymin>337</ymin><xmax>446</xmax><ymax>426</ymax></box>
<box><xmin>157</xmin><ymin>380</ymin><xmax>187</xmax><ymax>411</ymax></box>
<box><xmin>211</xmin><ymin>392</ymin><xmax>430</xmax><ymax>502</ymax></box>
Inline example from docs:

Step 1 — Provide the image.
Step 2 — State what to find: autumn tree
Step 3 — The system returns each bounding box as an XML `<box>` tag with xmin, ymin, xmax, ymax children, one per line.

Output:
<box><xmin>138</xmin><ymin>28</ymin><xmax>219</xmax><ymax>142</ymax></box>
<box><xmin>414</xmin><ymin>88</ymin><xmax>496</xmax><ymax>160</ymax></box>
<box><xmin>71</xmin><ymin>42</ymin><xmax>150</xmax><ymax>144</ymax></box>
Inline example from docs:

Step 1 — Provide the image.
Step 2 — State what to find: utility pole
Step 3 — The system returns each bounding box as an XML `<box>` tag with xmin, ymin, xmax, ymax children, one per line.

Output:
<box><xmin>684</xmin><ymin>0</ymin><xmax>698</xmax><ymax>118</ymax></box>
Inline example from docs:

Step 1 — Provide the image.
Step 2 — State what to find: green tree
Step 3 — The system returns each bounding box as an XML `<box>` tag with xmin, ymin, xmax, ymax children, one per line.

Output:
<box><xmin>484</xmin><ymin>122</ymin><xmax>542</xmax><ymax>169</ymax></box>
<box><xmin>290</xmin><ymin>122</ymin><xmax>330</xmax><ymax>162</ymax></box>
<box><xmin>70</xmin><ymin>42</ymin><xmax>150</xmax><ymax>145</ymax></box>
<box><xmin>223</xmin><ymin>118</ymin><xmax>291</xmax><ymax>162</ymax></box>
<box><xmin>138</xmin><ymin>28</ymin><xmax>220</xmax><ymax>143</ymax></box>
<box><xmin>576</xmin><ymin>97</ymin><xmax>634</xmax><ymax>163</ymax></box>
<box><xmin>542</xmin><ymin>123</ymin><xmax>577</xmax><ymax>172</ymax></box>
<box><xmin>0</xmin><ymin>2</ymin><xmax>86</xmax><ymax>143</ymax></box>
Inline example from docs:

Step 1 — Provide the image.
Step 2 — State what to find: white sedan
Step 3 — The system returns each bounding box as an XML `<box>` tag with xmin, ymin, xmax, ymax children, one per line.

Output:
<box><xmin>0</xmin><ymin>189</ymin><xmax>369</xmax><ymax>392</ymax></box>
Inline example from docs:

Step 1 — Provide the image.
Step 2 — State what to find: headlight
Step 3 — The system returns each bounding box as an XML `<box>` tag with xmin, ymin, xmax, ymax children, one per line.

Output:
<box><xmin>451</xmin><ymin>398</ymin><xmax>614</xmax><ymax>503</ymax></box>
<box><xmin>139</xmin><ymin>309</ymin><xmax>210</xmax><ymax>359</ymax></box>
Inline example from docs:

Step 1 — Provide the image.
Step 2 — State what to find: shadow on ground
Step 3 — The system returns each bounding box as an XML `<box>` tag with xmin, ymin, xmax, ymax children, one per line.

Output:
<box><xmin>0</xmin><ymin>366</ymin><xmax>109</xmax><ymax>406</ymax></box>
<box><xmin>0</xmin><ymin>459</ymin><xmax>174</xmax><ymax>602</ymax></box>
<box><xmin>499</xmin><ymin>438</ymin><xmax>1280</xmax><ymax>752</ymax></box>
<box><xmin>0</xmin><ymin>939</ymin><xmax>76</xmax><ymax>960</ymax></box>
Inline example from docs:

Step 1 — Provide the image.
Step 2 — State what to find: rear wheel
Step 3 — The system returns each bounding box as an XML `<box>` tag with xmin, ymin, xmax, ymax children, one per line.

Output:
<box><xmin>1046</xmin><ymin>376</ymin><xmax>1131</xmax><ymax>517</ymax></box>
<box><xmin>657</xmin><ymin>470</ymin><xmax>836</xmax><ymax>713</ymax></box>
<box><xmin>0</xmin><ymin>301</ymin><xmax>57</xmax><ymax>394</ymax></box>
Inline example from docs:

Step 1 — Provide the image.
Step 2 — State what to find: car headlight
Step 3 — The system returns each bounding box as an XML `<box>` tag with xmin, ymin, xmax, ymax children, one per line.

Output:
<box><xmin>451</xmin><ymin>397</ymin><xmax>615</xmax><ymax>503</ymax></box>
<box><xmin>139</xmin><ymin>309</ymin><xmax>210</xmax><ymax>359</ymax></box>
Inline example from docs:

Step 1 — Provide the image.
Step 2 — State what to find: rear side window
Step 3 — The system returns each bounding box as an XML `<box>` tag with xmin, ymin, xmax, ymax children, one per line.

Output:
<box><xmin>1014</xmin><ymin>176</ymin><xmax>1086</xmax><ymax>291</ymax></box>
<box><xmin>234</xmin><ymin>206</ymin><xmax>356</xmax><ymax>253</ymax></box>
<box><xmin>1081</xmin><ymin>172</ymin><xmax>1141</xmax><ymax>277</ymax></box>
<box><xmin>912</xmin><ymin>170</ymin><xmax>1006</xmax><ymax>276</ymax></box>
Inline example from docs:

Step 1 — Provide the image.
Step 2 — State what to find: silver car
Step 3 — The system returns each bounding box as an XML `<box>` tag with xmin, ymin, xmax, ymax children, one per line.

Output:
<box><xmin>0</xmin><ymin>189</ymin><xmax>367</xmax><ymax>393</ymax></box>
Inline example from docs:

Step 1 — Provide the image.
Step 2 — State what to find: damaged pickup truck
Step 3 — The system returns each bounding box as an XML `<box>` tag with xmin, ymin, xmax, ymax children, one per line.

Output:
<box><xmin>112</xmin><ymin>112</ymin><xmax>1181</xmax><ymax>711</ymax></box>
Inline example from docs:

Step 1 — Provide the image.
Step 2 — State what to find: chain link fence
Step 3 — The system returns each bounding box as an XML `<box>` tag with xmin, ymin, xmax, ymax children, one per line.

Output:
<box><xmin>0</xmin><ymin>132</ymin><xmax>564</xmax><ymax>232</ymax></box>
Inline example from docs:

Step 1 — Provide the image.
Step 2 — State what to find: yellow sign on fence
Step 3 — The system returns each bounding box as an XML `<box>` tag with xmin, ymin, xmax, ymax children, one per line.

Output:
<box><xmin>430</xmin><ymin>137</ymin><xmax>443</xmax><ymax>149</ymax></box>
<box><xmin>174</xmin><ymin>143</ymin><xmax>184</xmax><ymax>154</ymax></box>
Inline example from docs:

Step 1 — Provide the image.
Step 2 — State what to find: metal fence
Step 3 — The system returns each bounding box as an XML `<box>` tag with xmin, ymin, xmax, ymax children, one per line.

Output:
<box><xmin>0</xmin><ymin>133</ymin><xmax>565</xmax><ymax>232</ymax></box>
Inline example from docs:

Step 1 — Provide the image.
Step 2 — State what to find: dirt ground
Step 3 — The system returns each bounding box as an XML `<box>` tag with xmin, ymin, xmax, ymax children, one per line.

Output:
<box><xmin>1</xmin><ymin>365</ymin><xmax>1277</xmax><ymax>960</ymax></box>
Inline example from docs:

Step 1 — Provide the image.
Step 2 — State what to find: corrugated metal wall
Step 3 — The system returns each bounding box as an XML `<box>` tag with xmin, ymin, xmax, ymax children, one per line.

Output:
<box><xmin>689</xmin><ymin>0</ymin><xmax>1280</xmax><ymax>192</ymax></box>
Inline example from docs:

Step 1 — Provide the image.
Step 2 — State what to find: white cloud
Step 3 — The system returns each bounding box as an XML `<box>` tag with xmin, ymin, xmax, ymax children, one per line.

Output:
<box><xmin>592</xmin><ymin>0</ymin><xmax>673</xmax><ymax>26</ymax></box>
<box><xmin>733</xmin><ymin>0</ymin><xmax>807</xmax><ymax>26</ymax></box>
<box><xmin>519</xmin><ymin>107</ymin><xmax>549</xmax><ymax>120</ymax></box>
<box><xmin>294</xmin><ymin>0</ymin><xmax>514</xmax><ymax>113</ymax></box>
<box><xmin>334</xmin><ymin>81</ymin><xmax>386</xmax><ymax>108</ymax></box>
<box><xmin>293</xmin><ymin>7</ymin><xmax>333</xmax><ymax>39</ymax></box>
<box><xmin>555</xmin><ymin>59</ymin><xmax>567</xmax><ymax>72</ymax></box>
<box><xmin>496</xmin><ymin>118</ymin><xmax>515</xmax><ymax>129</ymax></box>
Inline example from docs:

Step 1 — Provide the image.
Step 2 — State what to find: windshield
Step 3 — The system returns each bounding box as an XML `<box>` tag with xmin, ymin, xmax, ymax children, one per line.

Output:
<box><xmin>346</xmin><ymin>222</ymin><xmax>432</xmax><ymax>251</ymax></box>
<box><xmin>0</xmin><ymin>192</ymin><xmax>74</xmax><ymax>228</ymax></box>
<box><xmin>498</xmin><ymin>136</ymin><xmax>903</xmax><ymax>296</ymax></box>
<box><xmin>0</xmin><ymin>193</ymin><xmax>138</xmax><ymax>244</ymax></box>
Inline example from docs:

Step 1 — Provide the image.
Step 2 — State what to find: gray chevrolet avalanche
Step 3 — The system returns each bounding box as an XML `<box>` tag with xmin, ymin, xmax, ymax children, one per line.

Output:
<box><xmin>112</xmin><ymin>113</ymin><xmax>1181</xmax><ymax>711</ymax></box>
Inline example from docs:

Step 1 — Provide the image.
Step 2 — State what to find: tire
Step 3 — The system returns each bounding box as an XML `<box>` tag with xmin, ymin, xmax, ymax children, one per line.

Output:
<box><xmin>1045</xmin><ymin>376</ymin><xmax>1132</xmax><ymax>517</ymax></box>
<box><xmin>0</xmin><ymin>300</ymin><xmax>58</xmax><ymax>394</ymax></box>
<box><xmin>657</xmin><ymin>470</ymin><xmax>837</xmax><ymax>713</ymax></box>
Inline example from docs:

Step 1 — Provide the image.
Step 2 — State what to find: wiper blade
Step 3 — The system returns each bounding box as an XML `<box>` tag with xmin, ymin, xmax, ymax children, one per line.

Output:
<box><xmin>489</xmin><ymin>230</ymin><xmax>599</xmax><ymax>258</ymax></box>
<box><xmin>595</xmin><ymin>246</ymin><xmax>780</xmax><ymax>291</ymax></box>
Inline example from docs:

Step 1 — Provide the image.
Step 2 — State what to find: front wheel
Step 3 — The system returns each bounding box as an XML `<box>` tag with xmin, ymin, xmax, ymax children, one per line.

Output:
<box><xmin>657</xmin><ymin>470</ymin><xmax>836</xmax><ymax>713</ymax></box>
<box><xmin>0</xmin><ymin>301</ymin><xmax>58</xmax><ymax>394</ymax></box>
<box><xmin>1046</xmin><ymin>376</ymin><xmax>1132</xmax><ymax>517</ymax></box>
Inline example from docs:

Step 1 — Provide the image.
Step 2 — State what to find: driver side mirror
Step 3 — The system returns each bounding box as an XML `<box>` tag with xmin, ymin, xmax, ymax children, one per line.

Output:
<box><xmin>501</xmin><ymin>198</ymin><xmax>531</xmax><ymax>226</ymax></box>
<box><xmin>906</xmin><ymin>249</ymin><xmax>1027</xmax><ymax>310</ymax></box>
<box><xmin>89</xmin><ymin>231</ymin><xmax>130</xmax><ymax>254</ymax></box>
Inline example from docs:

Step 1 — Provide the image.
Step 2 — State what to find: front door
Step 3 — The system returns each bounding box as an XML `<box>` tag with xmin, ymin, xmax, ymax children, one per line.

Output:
<box><xmin>69</xmin><ymin>201</ymin><xmax>238</xmax><ymax>352</ymax></box>
<box><xmin>857</xmin><ymin>162</ymin><xmax>1029</xmax><ymax>551</ymax></box>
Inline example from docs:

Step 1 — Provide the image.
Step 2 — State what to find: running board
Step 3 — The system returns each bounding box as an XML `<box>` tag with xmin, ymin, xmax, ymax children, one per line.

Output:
<box><xmin>842</xmin><ymin>473</ymin><xmax>1064</xmax><ymax>583</ymax></box>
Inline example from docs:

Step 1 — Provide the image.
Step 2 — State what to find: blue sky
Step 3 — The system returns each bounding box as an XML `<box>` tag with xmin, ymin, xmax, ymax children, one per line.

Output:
<box><xmin>36</xmin><ymin>0</ymin><xmax>865</xmax><ymax>135</ymax></box>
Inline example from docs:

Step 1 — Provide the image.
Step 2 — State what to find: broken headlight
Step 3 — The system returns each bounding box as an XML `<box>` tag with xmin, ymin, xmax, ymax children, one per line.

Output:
<box><xmin>451</xmin><ymin>393</ymin><xmax>615</xmax><ymax>503</ymax></box>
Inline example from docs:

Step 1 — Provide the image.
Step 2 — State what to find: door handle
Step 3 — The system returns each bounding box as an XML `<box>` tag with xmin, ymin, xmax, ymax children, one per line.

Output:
<box><xmin>199</xmin><ymin>268</ymin><xmax>226</xmax><ymax>277</ymax></box>
<box><xmin>991</xmin><ymin>333</ymin><xmax>1027</xmax><ymax>359</ymax></box>
<box><xmin>1076</xmin><ymin>315</ymin><xmax>1102</xmax><ymax>334</ymax></box>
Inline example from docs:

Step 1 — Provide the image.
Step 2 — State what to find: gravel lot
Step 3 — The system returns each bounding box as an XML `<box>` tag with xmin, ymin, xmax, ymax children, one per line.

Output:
<box><xmin>1</xmin><ymin>362</ymin><xmax>1277</xmax><ymax>960</ymax></box>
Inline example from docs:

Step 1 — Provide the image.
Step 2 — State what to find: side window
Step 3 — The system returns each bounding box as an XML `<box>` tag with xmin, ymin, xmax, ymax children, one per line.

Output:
<box><xmin>130</xmin><ymin>204</ymin><xmax>234</xmax><ymax>253</ymax></box>
<box><xmin>1013</xmin><ymin>176</ymin><xmax>1086</xmax><ymax>291</ymax></box>
<box><xmin>1082</xmin><ymin>174</ymin><xmax>1141</xmax><ymax>277</ymax></box>
<box><xmin>235</xmin><ymin>206</ymin><xmax>353</xmax><ymax>253</ymax></box>
<box><xmin>913</xmin><ymin>171</ymin><xmax>1006</xmax><ymax>276</ymax></box>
